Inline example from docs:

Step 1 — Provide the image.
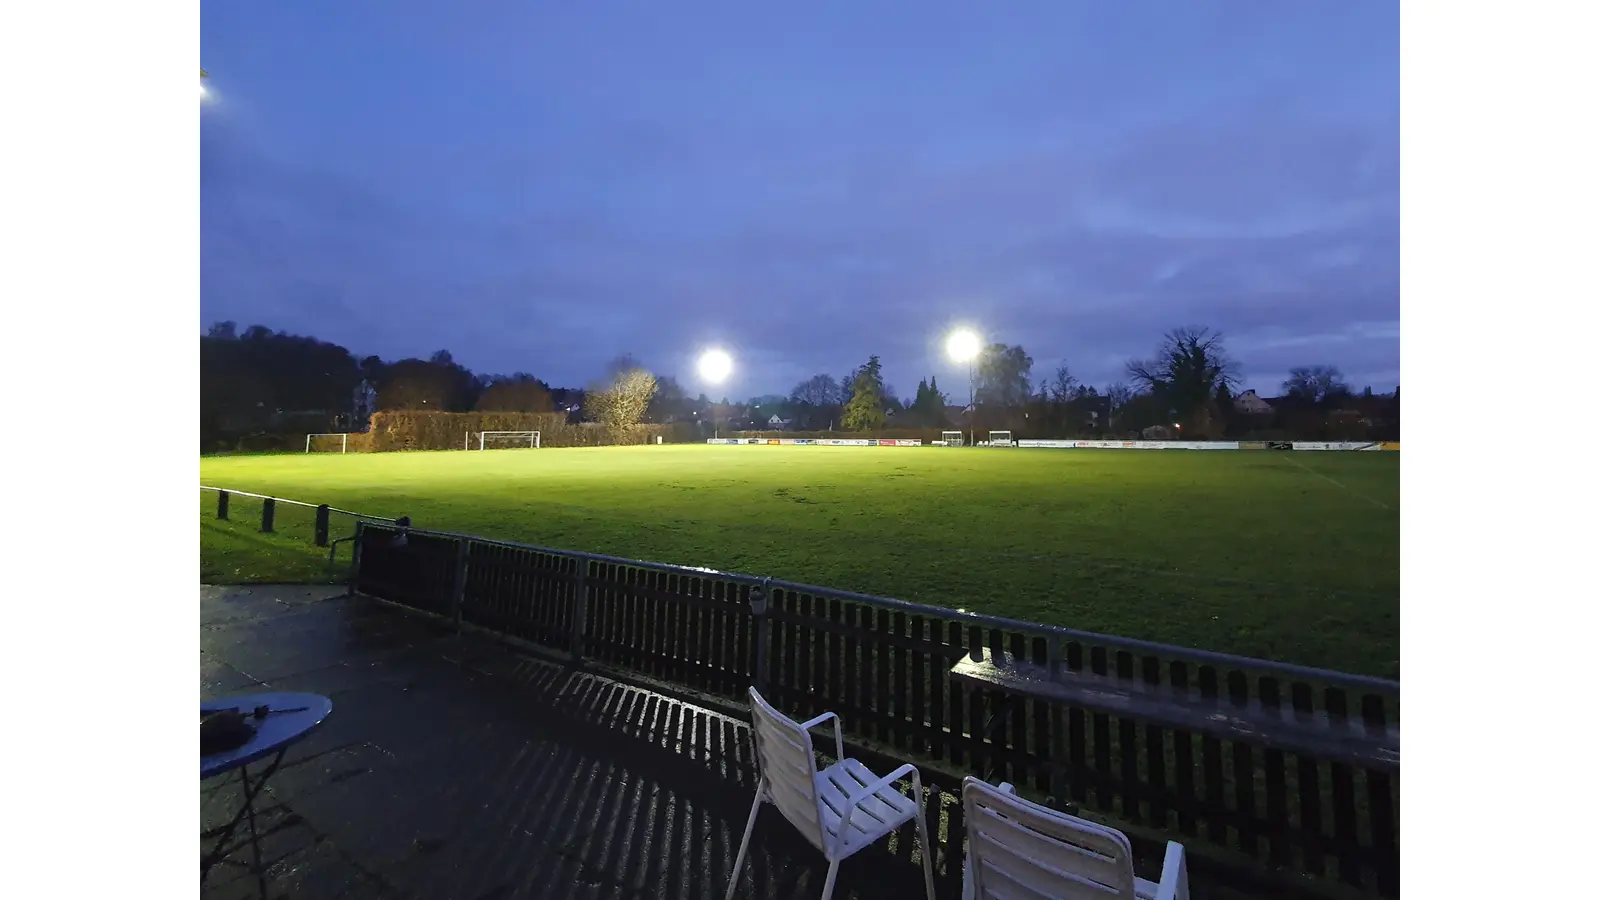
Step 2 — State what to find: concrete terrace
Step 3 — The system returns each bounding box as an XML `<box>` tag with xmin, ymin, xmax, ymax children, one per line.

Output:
<box><xmin>200</xmin><ymin>585</ymin><xmax>944</xmax><ymax>900</ymax></box>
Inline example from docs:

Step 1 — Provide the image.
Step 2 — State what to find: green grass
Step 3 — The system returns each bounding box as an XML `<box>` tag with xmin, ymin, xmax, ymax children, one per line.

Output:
<box><xmin>201</xmin><ymin>446</ymin><xmax>1398</xmax><ymax>678</ymax></box>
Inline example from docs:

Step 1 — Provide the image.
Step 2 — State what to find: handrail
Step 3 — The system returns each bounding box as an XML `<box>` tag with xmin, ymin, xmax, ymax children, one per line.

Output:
<box><xmin>357</xmin><ymin>521</ymin><xmax>1400</xmax><ymax>695</ymax></box>
<box><xmin>200</xmin><ymin>485</ymin><xmax>398</xmax><ymax>524</ymax></box>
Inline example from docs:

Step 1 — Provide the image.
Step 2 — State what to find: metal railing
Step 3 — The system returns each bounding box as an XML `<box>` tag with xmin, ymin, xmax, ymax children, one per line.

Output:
<box><xmin>349</xmin><ymin>520</ymin><xmax>1400</xmax><ymax>899</ymax></box>
<box><xmin>200</xmin><ymin>485</ymin><xmax>401</xmax><ymax>548</ymax></box>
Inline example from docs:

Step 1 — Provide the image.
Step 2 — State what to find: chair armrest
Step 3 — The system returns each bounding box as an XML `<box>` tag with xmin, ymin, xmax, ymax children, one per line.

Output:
<box><xmin>1153</xmin><ymin>841</ymin><xmax>1189</xmax><ymax>900</ymax></box>
<box><xmin>799</xmin><ymin>711</ymin><xmax>845</xmax><ymax>761</ymax></box>
<box><xmin>838</xmin><ymin>763</ymin><xmax>921</xmax><ymax>838</ymax></box>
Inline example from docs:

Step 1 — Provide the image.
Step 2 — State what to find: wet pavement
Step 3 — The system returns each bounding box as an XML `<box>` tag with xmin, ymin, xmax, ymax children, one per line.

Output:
<box><xmin>200</xmin><ymin>585</ymin><xmax>944</xmax><ymax>900</ymax></box>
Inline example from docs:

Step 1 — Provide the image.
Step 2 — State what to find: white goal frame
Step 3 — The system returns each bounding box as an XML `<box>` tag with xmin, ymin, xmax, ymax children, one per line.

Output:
<box><xmin>940</xmin><ymin>430</ymin><xmax>965</xmax><ymax>447</ymax></box>
<box><xmin>988</xmin><ymin>430</ymin><xmax>1015</xmax><ymax>447</ymax></box>
<box><xmin>477</xmin><ymin>430</ymin><xmax>541</xmax><ymax>450</ymax></box>
<box><xmin>305</xmin><ymin>433</ymin><xmax>348</xmax><ymax>454</ymax></box>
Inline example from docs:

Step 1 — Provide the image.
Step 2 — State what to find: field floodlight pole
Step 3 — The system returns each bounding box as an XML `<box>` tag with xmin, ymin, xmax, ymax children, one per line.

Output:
<box><xmin>957</xmin><ymin>359</ymin><xmax>975</xmax><ymax>447</ymax></box>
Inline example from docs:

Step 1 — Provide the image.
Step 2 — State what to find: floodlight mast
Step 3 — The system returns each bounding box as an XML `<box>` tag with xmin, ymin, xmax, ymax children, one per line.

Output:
<box><xmin>945</xmin><ymin>328</ymin><xmax>981</xmax><ymax>447</ymax></box>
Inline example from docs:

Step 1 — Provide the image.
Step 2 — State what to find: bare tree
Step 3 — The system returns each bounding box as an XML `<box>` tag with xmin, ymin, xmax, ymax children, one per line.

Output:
<box><xmin>1282</xmin><ymin>365</ymin><xmax>1351</xmax><ymax>405</ymax></box>
<box><xmin>1105</xmin><ymin>381</ymin><xmax>1133</xmax><ymax>431</ymax></box>
<box><xmin>788</xmin><ymin>374</ymin><xmax>842</xmax><ymax>407</ymax></box>
<box><xmin>588</xmin><ymin>356</ymin><xmax>657</xmax><ymax>429</ymax></box>
<box><xmin>1126</xmin><ymin>327</ymin><xmax>1239</xmax><ymax>423</ymax></box>
<box><xmin>1048</xmin><ymin>364</ymin><xmax>1078</xmax><ymax>404</ymax></box>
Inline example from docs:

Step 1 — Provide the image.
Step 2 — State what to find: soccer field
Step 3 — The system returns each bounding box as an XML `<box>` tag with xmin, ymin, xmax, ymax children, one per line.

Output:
<box><xmin>200</xmin><ymin>445</ymin><xmax>1399</xmax><ymax>677</ymax></box>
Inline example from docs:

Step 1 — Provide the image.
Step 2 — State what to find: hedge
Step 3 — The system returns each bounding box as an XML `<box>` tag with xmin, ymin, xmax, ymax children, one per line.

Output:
<box><xmin>365</xmin><ymin>411</ymin><xmax>695</xmax><ymax>451</ymax></box>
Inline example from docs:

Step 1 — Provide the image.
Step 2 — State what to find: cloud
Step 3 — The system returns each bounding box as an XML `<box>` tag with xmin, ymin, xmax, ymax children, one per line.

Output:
<box><xmin>202</xmin><ymin>93</ymin><xmax>1397</xmax><ymax>395</ymax></box>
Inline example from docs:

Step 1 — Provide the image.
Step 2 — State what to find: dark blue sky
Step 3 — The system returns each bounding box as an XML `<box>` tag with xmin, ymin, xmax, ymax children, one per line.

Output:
<box><xmin>201</xmin><ymin>1</ymin><xmax>1398</xmax><ymax>400</ymax></box>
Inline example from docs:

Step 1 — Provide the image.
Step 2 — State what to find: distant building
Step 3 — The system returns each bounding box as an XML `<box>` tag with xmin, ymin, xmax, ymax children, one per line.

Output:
<box><xmin>1233</xmin><ymin>389</ymin><xmax>1275</xmax><ymax>416</ymax></box>
<box><xmin>765</xmin><ymin>414</ymin><xmax>793</xmax><ymax>430</ymax></box>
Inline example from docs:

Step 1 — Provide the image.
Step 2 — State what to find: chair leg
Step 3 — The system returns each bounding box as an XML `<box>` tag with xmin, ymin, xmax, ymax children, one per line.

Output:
<box><xmin>916</xmin><ymin>802</ymin><xmax>937</xmax><ymax>900</ymax></box>
<box><xmin>913</xmin><ymin>777</ymin><xmax>936</xmax><ymax>900</ymax></box>
<box><xmin>724</xmin><ymin>789</ymin><xmax>763</xmax><ymax>900</ymax></box>
<box><xmin>819</xmin><ymin>858</ymin><xmax>841</xmax><ymax>900</ymax></box>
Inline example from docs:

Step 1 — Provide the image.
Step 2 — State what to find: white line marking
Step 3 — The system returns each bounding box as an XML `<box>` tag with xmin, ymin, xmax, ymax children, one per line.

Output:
<box><xmin>1279</xmin><ymin>454</ymin><xmax>1394</xmax><ymax>510</ymax></box>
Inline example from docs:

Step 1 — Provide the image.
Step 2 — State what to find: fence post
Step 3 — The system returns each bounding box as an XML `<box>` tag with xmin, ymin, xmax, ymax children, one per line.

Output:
<box><xmin>1047</xmin><ymin>634</ymin><xmax>1068</xmax><ymax>808</ymax></box>
<box><xmin>451</xmin><ymin>537</ymin><xmax>469</xmax><ymax>633</ymax></box>
<box><xmin>260</xmin><ymin>498</ymin><xmax>275</xmax><ymax>533</ymax></box>
<box><xmin>314</xmin><ymin>505</ymin><xmax>331</xmax><ymax>547</ymax></box>
<box><xmin>216</xmin><ymin>490</ymin><xmax>229</xmax><ymax>520</ymax></box>
<box><xmin>346</xmin><ymin>520</ymin><xmax>366</xmax><ymax>597</ymax></box>
<box><xmin>570</xmin><ymin>555</ymin><xmax>590</xmax><ymax>663</ymax></box>
<box><xmin>750</xmin><ymin>578</ymin><xmax>771</xmax><ymax>695</ymax></box>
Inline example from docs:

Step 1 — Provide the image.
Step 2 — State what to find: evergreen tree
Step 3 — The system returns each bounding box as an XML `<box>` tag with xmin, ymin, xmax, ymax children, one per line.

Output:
<box><xmin>841</xmin><ymin>356</ymin><xmax>887</xmax><ymax>431</ymax></box>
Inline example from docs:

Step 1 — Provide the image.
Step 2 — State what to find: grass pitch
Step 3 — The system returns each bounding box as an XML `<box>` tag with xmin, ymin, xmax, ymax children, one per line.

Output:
<box><xmin>201</xmin><ymin>445</ymin><xmax>1398</xmax><ymax>677</ymax></box>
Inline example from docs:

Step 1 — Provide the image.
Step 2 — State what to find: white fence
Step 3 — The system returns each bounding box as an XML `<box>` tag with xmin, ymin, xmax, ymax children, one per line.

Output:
<box><xmin>707</xmin><ymin>438</ymin><xmax>1397</xmax><ymax>451</ymax></box>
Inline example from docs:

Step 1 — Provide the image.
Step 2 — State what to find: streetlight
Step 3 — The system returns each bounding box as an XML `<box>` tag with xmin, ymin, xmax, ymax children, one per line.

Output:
<box><xmin>945</xmin><ymin>328</ymin><xmax>981</xmax><ymax>447</ymax></box>
<box><xmin>697</xmin><ymin>349</ymin><xmax>733</xmax><ymax>438</ymax></box>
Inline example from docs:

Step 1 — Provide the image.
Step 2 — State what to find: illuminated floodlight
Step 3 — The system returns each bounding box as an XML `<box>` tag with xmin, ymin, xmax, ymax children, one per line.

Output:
<box><xmin>945</xmin><ymin>328</ymin><xmax>981</xmax><ymax>363</ymax></box>
<box><xmin>697</xmin><ymin>348</ymin><xmax>733</xmax><ymax>384</ymax></box>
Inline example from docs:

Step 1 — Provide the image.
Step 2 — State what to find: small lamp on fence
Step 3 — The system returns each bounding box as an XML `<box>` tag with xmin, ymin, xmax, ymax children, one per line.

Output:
<box><xmin>749</xmin><ymin>580</ymin><xmax>769</xmax><ymax>617</ymax></box>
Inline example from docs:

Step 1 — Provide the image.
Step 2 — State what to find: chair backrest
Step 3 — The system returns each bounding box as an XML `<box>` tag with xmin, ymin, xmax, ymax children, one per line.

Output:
<box><xmin>748</xmin><ymin>688</ymin><xmax>826</xmax><ymax>850</ymax></box>
<box><xmin>963</xmin><ymin>777</ymin><xmax>1138</xmax><ymax>899</ymax></box>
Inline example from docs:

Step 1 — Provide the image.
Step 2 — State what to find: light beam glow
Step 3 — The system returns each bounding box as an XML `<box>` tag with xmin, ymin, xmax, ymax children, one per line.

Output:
<box><xmin>945</xmin><ymin>328</ymin><xmax>981</xmax><ymax>363</ymax></box>
<box><xmin>697</xmin><ymin>348</ymin><xmax>733</xmax><ymax>384</ymax></box>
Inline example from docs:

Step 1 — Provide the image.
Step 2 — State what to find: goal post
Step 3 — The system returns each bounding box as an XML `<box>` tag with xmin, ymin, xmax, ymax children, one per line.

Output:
<box><xmin>988</xmin><ymin>430</ymin><xmax>1015</xmax><ymax>447</ymax></box>
<box><xmin>940</xmin><ymin>430</ymin><xmax>965</xmax><ymax>447</ymax></box>
<box><xmin>476</xmin><ymin>430</ymin><xmax>541</xmax><ymax>450</ymax></box>
<box><xmin>305</xmin><ymin>433</ymin><xmax>348</xmax><ymax>454</ymax></box>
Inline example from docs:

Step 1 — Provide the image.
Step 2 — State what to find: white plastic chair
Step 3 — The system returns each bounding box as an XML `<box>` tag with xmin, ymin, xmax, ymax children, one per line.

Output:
<box><xmin>962</xmin><ymin>777</ymin><xmax>1189</xmax><ymax>900</ymax></box>
<box><xmin>725</xmin><ymin>687</ymin><xmax>936</xmax><ymax>900</ymax></box>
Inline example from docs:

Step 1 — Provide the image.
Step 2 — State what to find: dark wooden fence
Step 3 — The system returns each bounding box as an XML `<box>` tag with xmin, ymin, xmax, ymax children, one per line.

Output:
<box><xmin>352</xmin><ymin>522</ymin><xmax>1399</xmax><ymax>899</ymax></box>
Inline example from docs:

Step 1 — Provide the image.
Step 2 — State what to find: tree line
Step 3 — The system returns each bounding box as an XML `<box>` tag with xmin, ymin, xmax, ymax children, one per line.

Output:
<box><xmin>201</xmin><ymin>321</ymin><xmax>1398</xmax><ymax>450</ymax></box>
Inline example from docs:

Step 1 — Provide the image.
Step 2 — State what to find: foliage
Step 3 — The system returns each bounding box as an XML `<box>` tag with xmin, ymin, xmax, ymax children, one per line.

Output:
<box><xmin>201</xmin><ymin>323</ymin><xmax>362</xmax><ymax>447</ymax></box>
<box><xmin>201</xmin><ymin>446</ymin><xmax>1399</xmax><ymax>677</ymax></box>
<box><xmin>1125</xmin><ymin>327</ymin><xmax>1239</xmax><ymax>427</ymax></box>
<box><xmin>586</xmin><ymin>357</ymin><xmax>658</xmax><ymax>429</ymax></box>
<box><xmin>841</xmin><ymin>356</ymin><xmax>888</xmax><ymax>431</ymax></box>
<box><xmin>475</xmin><ymin>373</ymin><xmax>554</xmax><ymax>412</ymax></box>
<box><xmin>975</xmin><ymin>343</ymin><xmax>1034</xmax><ymax>409</ymax></box>
<box><xmin>903</xmin><ymin>377</ymin><xmax>948</xmax><ymax>428</ymax></box>
<box><xmin>365</xmin><ymin>411</ymin><xmax>686</xmax><ymax>451</ymax></box>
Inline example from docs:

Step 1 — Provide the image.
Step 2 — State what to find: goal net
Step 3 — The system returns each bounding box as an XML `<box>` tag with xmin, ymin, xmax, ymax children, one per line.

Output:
<box><xmin>477</xmin><ymin>431</ymin><xmax>540</xmax><ymax>450</ymax></box>
<box><xmin>305</xmin><ymin>433</ymin><xmax>348</xmax><ymax>454</ymax></box>
<box><xmin>987</xmin><ymin>430</ymin><xmax>1015</xmax><ymax>447</ymax></box>
<box><xmin>940</xmin><ymin>430</ymin><xmax>965</xmax><ymax>447</ymax></box>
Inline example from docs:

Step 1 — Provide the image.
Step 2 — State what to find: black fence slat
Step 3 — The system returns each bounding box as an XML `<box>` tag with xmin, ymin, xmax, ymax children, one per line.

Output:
<box><xmin>1169</xmin><ymin>661</ymin><xmax>1197</xmax><ymax>837</ymax></box>
<box><xmin>876</xmin><ymin>610</ymin><xmax>894</xmax><ymax>745</ymax></box>
<box><xmin>1198</xmin><ymin>666</ymin><xmax>1227</xmax><ymax>845</ymax></box>
<box><xmin>827</xmin><ymin>598</ymin><xmax>844</xmax><ymax>711</ymax></box>
<box><xmin>1030</xmin><ymin>636</ymin><xmax>1050</xmax><ymax>795</ymax></box>
<box><xmin>1142</xmin><ymin>655</ymin><xmax>1170</xmax><ymax>832</ymax></box>
<box><xmin>1363</xmin><ymin>694</ymin><xmax>1400</xmax><ymax>898</ymax></box>
<box><xmin>893</xmin><ymin>611</ymin><xmax>909</xmax><ymax>751</ymax></box>
<box><xmin>1291</xmin><ymin>681</ymin><xmax>1326</xmax><ymax>876</ymax></box>
<box><xmin>966</xmin><ymin>626</ymin><xmax>987</xmax><ymax>777</ymax></box>
<box><xmin>1259</xmin><ymin>676</ymin><xmax>1293</xmax><ymax>867</ymax></box>
<box><xmin>947</xmin><ymin>621</ymin><xmax>966</xmax><ymax>767</ymax></box>
<box><xmin>1116</xmin><ymin>651</ymin><xmax>1141</xmax><ymax>826</ymax></box>
<box><xmin>1090</xmin><ymin>646</ymin><xmax>1113</xmax><ymax>813</ymax></box>
<box><xmin>842</xmin><ymin>604</ymin><xmax>860</xmax><ymax>734</ymax></box>
<box><xmin>1326</xmin><ymin>688</ymin><xmax>1363</xmax><ymax>889</ymax></box>
<box><xmin>1227</xmin><ymin>670</ymin><xmax>1259</xmax><ymax>860</ymax></box>
<box><xmin>928</xmin><ymin>620</ymin><xmax>947</xmax><ymax>762</ymax></box>
<box><xmin>910</xmin><ymin>615</ymin><xmax>927</xmax><ymax>756</ymax></box>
